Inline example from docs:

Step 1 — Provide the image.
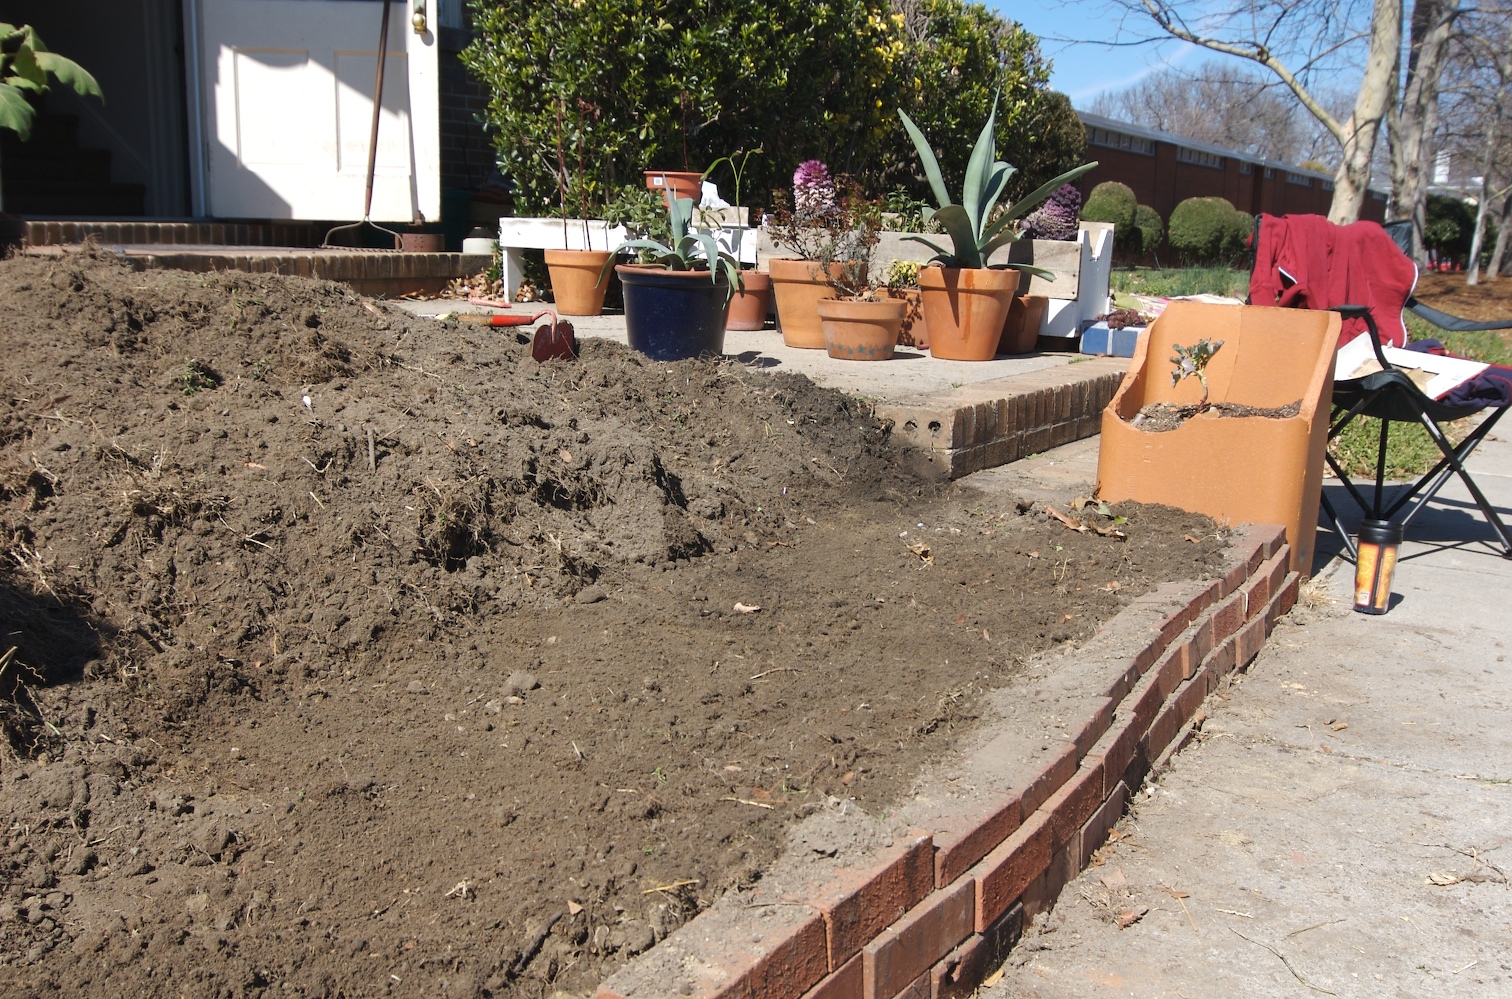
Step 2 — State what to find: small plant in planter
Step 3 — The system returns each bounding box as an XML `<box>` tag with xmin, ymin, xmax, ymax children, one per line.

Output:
<box><xmin>811</xmin><ymin>217</ymin><xmax>904</xmax><ymax>362</ymax></box>
<box><xmin>881</xmin><ymin>259</ymin><xmax>928</xmax><ymax>348</ymax></box>
<box><xmin>766</xmin><ymin>168</ymin><xmax>882</xmax><ymax>349</ymax></box>
<box><xmin>897</xmin><ymin>96</ymin><xmax>1096</xmax><ymax>359</ymax></box>
<box><xmin>1170</xmin><ymin>338</ymin><xmax>1225</xmax><ymax>412</ymax></box>
<box><xmin>602</xmin><ymin>194</ymin><xmax>742</xmax><ymax>361</ymax></box>
<box><xmin>545</xmin><ymin>97</ymin><xmax>613</xmax><ymax>316</ymax></box>
<box><xmin>703</xmin><ymin>148</ymin><xmax>771</xmax><ymax>330</ymax></box>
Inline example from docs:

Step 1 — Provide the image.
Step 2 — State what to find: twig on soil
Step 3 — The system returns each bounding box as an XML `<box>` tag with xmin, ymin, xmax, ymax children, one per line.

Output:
<box><xmin>367</xmin><ymin>428</ymin><xmax>376</xmax><ymax>472</ymax></box>
<box><xmin>508</xmin><ymin>911</ymin><xmax>564</xmax><ymax>979</ymax></box>
<box><xmin>641</xmin><ymin>879</ymin><xmax>700</xmax><ymax>894</ymax></box>
<box><xmin>749</xmin><ymin>667</ymin><xmax>799</xmax><ymax>680</ymax></box>
<box><xmin>721</xmin><ymin>796</ymin><xmax>776</xmax><ymax>809</ymax></box>
<box><xmin>1286</xmin><ymin>918</ymin><xmax>1344</xmax><ymax>938</ymax></box>
<box><xmin>308</xmin><ymin>491</ymin><xmax>326</xmax><ymax>510</ymax></box>
<box><xmin>1228</xmin><ymin>927</ymin><xmax>1337</xmax><ymax>994</ymax></box>
<box><xmin>1215</xmin><ymin>908</ymin><xmax>1254</xmax><ymax>918</ymax></box>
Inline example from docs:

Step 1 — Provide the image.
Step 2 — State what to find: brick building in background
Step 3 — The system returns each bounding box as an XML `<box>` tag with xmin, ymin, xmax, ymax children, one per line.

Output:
<box><xmin>1075</xmin><ymin>111</ymin><xmax>1387</xmax><ymax>227</ymax></box>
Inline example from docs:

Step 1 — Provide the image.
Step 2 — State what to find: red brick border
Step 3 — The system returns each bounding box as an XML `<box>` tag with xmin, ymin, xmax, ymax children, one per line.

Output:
<box><xmin>598</xmin><ymin>524</ymin><xmax>1292</xmax><ymax>999</ymax></box>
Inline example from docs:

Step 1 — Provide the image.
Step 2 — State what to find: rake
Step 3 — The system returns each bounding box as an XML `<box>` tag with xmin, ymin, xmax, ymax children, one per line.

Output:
<box><xmin>323</xmin><ymin>0</ymin><xmax>402</xmax><ymax>250</ymax></box>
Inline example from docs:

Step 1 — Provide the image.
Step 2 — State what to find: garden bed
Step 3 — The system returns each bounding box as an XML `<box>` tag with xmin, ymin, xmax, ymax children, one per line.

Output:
<box><xmin>0</xmin><ymin>251</ymin><xmax>1230</xmax><ymax>998</ymax></box>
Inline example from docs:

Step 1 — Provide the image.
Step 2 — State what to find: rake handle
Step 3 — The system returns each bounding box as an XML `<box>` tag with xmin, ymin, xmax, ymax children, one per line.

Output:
<box><xmin>362</xmin><ymin>0</ymin><xmax>393</xmax><ymax>221</ymax></box>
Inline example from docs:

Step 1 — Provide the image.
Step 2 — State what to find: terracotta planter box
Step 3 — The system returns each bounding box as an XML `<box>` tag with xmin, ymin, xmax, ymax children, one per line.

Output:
<box><xmin>1096</xmin><ymin>302</ymin><xmax>1339</xmax><ymax>575</ymax></box>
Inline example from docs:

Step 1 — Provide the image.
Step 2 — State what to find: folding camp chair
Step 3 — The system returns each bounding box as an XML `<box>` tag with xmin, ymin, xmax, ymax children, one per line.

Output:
<box><xmin>1248</xmin><ymin>213</ymin><xmax>1512</xmax><ymax>559</ymax></box>
<box><xmin>1323</xmin><ymin>304</ymin><xmax>1511</xmax><ymax>559</ymax></box>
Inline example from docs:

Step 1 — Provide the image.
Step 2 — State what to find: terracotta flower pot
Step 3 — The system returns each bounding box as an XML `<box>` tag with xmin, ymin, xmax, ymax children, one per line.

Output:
<box><xmin>918</xmin><ymin>266</ymin><xmax>1020</xmax><ymax>360</ymax></box>
<box><xmin>817</xmin><ymin>297</ymin><xmax>905</xmax><ymax>360</ymax></box>
<box><xmin>544</xmin><ymin>248</ymin><xmax>612</xmax><ymax>316</ymax></box>
<box><xmin>1096</xmin><ymin>302</ymin><xmax>1340</xmax><ymax>574</ymax></box>
<box><xmin>644</xmin><ymin>170</ymin><xmax>704</xmax><ymax>204</ymax></box>
<box><xmin>769</xmin><ymin>258</ymin><xmax>868</xmax><ymax>349</ymax></box>
<box><xmin>884</xmin><ymin>287</ymin><xmax>928</xmax><ymax>348</ymax></box>
<box><xmin>726</xmin><ymin>270</ymin><xmax>772</xmax><ymax>331</ymax></box>
<box><xmin>998</xmin><ymin>294</ymin><xmax>1048</xmax><ymax>355</ymax></box>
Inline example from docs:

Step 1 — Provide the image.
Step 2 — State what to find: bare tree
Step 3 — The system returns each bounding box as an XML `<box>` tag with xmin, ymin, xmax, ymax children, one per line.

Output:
<box><xmin>1387</xmin><ymin>0</ymin><xmax>1461</xmax><ymax>262</ymax></box>
<box><xmin>1439</xmin><ymin>4</ymin><xmax>1512</xmax><ymax>283</ymax></box>
<box><xmin>1121</xmin><ymin>0</ymin><xmax>1401</xmax><ymax>224</ymax></box>
<box><xmin>1088</xmin><ymin>61</ymin><xmax>1333</xmax><ymax>163</ymax></box>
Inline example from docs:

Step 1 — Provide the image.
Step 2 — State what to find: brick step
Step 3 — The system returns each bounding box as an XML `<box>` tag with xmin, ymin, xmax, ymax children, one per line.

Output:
<box><xmin>19</xmin><ymin>219</ymin><xmax>336</xmax><ymax>248</ymax></box>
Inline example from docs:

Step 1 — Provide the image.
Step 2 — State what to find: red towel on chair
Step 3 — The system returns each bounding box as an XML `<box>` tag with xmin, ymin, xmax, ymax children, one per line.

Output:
<box><xmin>1249</xmin><ymin>214</ymin><xmax>1418</xmax><ymax>347</ymax></box>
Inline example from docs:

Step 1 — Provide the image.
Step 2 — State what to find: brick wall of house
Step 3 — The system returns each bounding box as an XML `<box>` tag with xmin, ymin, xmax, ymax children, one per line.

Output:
<box><xmin>438</xmin><ymin>25</ymin><xmax>494</xmax><ymax>193</ymax></box>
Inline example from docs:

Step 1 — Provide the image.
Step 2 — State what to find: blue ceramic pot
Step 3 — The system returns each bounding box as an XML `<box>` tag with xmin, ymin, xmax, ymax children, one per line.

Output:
<box><xmin>617</xmin><ymin>265</ymin><xmax>731</xmax><ymax>361</ymax></box>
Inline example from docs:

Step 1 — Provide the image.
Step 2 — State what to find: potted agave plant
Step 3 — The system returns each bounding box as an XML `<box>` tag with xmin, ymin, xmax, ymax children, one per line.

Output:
<box><xmin>767</xmin><ymin>163</ymin><xmax>880</xmax><ymax>349</ymax></box>
<box><xmin>703</xmin><ymin>148</ymin><xmax>770</xmax><ymax>330</ymax></box>
<box><xmin>602</xmin><ymin>194</ymin><xmax>741</xmax><ymax>360</ymax></box>
<box><xmin>545</xmin><ymin>98</ymin><xmax>613</xmax><ymax>316</ymax></box>
<box><xmin>898</xmin><ymin>99</ymin><xmax>1096</xmax><ymax>359</ymax></box>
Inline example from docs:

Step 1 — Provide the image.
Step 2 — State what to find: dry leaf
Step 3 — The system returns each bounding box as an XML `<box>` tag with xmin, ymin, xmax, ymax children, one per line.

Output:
<box><xmin>1027</xmin><ymin>550</ymin><xmax>1041</xmax><ymax>559</ymax></box>
<box><xmin>1427</xmin><ymin>872</ymin><xmax>1463</xmax><ymax>886</ymax></box>
<box><xmin>982</xmin><ymin>969</ymin><xmax>1004</xmax><ymax>988</ymax></box>
<box><xmin>1183</xmin><ymin>534</ymin><xmax>1201</xmax><ymax>543</ymax></box>
<box><xmin>1116</xmin><ymin>905</ymin><xmax>1149</xmax><ymax>928</ymax></box>
<box><xmin>1045</xmin><ymin>505</ymin><xmax>1088</xmax><ymax>532</ymax></box>
<box><xmin>733</xmin><ymin>602</ymin><xmax>762</xmax><ymax>614</ymax></box>
<box><xmin>567</xmin><ymin>900</ymin><xmax>584</xmax><ymax>915</ymax></box>
<box><xmin>841</xmin><ymin>771</ymin><xmax>855</xmax><ymax>785</ymax></box>
<box><xmin>1162</xmin><ymin>888</ymin><xmax>1190</xmax><ymax>900</ymax></box>
<box><xmin>906</xmin><ymin>541</ymin><xmax>933</xmax><ymax>564</ymax></box>
<box><xmin>1105</xmin><ymin>581</ymin><xmax>1122</xmax><ymax>592</ymax></box>
<box><xmin>1330</xmin><ymin>721</ymin><xmax>1349</xmax><ymax>732</ymax></box>
<box><xmin>1062</xmin><ymin>613</ymin><xmax>1074</xmax><ymax>622</ymax></box>
<box><xmin>1100</xmin><ymin>868</ymin><xmax>1128</xmax><ymax>890</ymax></box>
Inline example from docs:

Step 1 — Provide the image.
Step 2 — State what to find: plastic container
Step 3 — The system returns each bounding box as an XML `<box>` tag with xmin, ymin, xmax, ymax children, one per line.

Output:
<box><xmin>1353</xmin><ymin>518</ymin><xmax>1404</xmax><ymax>614</ymax></box>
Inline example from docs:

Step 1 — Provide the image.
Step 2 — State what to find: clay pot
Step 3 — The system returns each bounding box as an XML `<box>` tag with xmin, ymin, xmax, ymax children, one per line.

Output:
<box><xmin>769</xmin><ymin>258</ymin><xmax>868</xmax><ymax>349</ymax></box>
<box><xmin>884</xmin><ymin>287</ymin><xmax>927</xmax><ymax>348</ymax></box>
<box><xmin>617</xmin><ymin>265</ymin><xmax>729</xmax><ymax>360</ymax></box>
<box><xmin>817</xmin><ymin>297</ymin><xmax>905</xmax><ymax>361</ymax></box>
<box><xmin>726</xmin><ymin>270</ymin><xmax>772</xmax><ymax>331</ymax></box>
<box><xmin>399</xmin><ymin>232</ymin><xmax>445</xmax><ymax>252</ymax></box>
<box><xmin>998</xmin><ymin>294</ymin><xmax>1049</xmax><ymax>355</ymax></box>
<box><xmin>918</xmin><ymin>266</ymin><xmax>1020</xmax><ymax>360</ymax></box>
<box><xmin>544</xmin><ymin>249</ymin><xmax>612</xmax><ymax>316</ymax></box>
<box><xmin>644</xmin><ymin>170</ymin><xmax>704</xmax><ymax>204</ymax></box>
<box><xmin>1096</xmin><ymin>302</ymin><xmax>1339</xmax><ymax>575</ymax></box>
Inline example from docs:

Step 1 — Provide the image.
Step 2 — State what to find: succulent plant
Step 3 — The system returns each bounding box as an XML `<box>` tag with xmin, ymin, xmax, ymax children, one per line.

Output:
<box><xmin>897</xmin><ymin>99</ymin><xmax>1096</xmax><ymax>275</ymax></box>
<box><xmin>1170</xmin><ymin>338</ymin><xmax>1225</xmax><ymax>411</ymax></box>
<box><xmin>1019</xmin><ymin>184</ymin><xmax>1083</xmax><ymax>241</ymax></box>
<box><xmin>602</xmin><ymin>195</ymin><xmax>743</xmax><ymax>302</ymax></box>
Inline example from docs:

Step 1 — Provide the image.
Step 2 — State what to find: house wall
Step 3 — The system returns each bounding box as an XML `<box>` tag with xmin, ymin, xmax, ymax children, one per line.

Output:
<box><xmin>437</xmin><ymin>25</ymin><xmax>494</xmax><ymax>193</ymax></box>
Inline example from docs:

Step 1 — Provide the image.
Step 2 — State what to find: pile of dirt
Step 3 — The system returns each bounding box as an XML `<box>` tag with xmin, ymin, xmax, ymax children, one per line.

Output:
<box><xmin>0</xmin><ymin>249</ymin><xmax>1230</xmax><ymax>998</ymax></box>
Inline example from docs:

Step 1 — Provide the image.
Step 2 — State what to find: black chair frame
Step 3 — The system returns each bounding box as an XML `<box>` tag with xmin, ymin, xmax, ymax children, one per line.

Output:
<box><xmin>1323</xmin><ymin>304</ymin><xmax>1512</xmax><ymax>559</ymax></box>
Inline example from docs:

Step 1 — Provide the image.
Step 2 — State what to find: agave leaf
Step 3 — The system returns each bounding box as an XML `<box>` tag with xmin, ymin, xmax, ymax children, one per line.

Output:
<box><xmin>931</xmin><ymin>205</ymin><xmax>983</xmax><ymax>269</ymax></box>
<box><xmin>978</xmin><ymin>229</ymin><xmax>1025</xmax><ymax>264</ymax></box>
<box><xmin>897</xmin><ymin>108</ymin><xmax>952</xmax><ymax>210</ymax></box>
<box><xmin>1005</xmin><ymin>261</ymin><xmax>1057</xmax><ymax>282</ymax></box>
<box><xmin>34</xmin><ymin>51</ymin><xmax>102</xmax><ymax>100</ymax></box>
<box><xmin>692</xmin><ymin>230</ymin><xmax>726</xmax><ymax>278</ymax></box>
<box><xmin>0</xmin><ymin>85</ymin><xmax>35</xmax><ymax>140</ymax></box>
<box><xmin>960</xmin><ymin>97</ymin><xmax>999</xmax><ymax>238</ymax></box>
<box><xmin>996</xmin><ymin>161</ymin><xmax>1100</xmax><ymax>224</ymax></box>
<box><xmin>979</xmin><ymin>162</ymin><xmax>1012</xmax><ymax>223</ymax></box>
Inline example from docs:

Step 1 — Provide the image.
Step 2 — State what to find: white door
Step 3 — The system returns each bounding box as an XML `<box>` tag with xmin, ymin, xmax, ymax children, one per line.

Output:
<box><xmin>192</xmin><ymin>0</ymin><xmax>440</xmax><ymax>221</ymax></box>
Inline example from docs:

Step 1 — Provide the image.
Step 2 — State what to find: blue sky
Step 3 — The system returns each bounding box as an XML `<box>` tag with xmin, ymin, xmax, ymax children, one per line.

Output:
<box><xmin>992</xmin><ymin>2</ymin><xmax>1204</xmax><ymax>108</ymax></box>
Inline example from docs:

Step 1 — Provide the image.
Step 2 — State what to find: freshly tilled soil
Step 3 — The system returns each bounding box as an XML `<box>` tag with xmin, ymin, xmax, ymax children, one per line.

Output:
<box><xmin>0</xmin><ymin>250</ymin><xmax>1229</xmax><ymax>998</ymax></box>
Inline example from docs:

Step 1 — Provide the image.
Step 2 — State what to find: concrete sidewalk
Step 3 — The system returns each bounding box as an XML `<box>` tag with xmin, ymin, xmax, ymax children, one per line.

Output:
<box><xmin>974</xmin><ymin>433</ymin><xmax>1512</xmax><ymax>997</ymax></box>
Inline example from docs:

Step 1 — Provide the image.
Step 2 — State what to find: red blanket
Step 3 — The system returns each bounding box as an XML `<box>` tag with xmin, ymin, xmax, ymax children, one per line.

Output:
<box><xmin>1248</xmin><ymin>214</ymin><xmax>1418</xmax><ymax>348</ymax></box>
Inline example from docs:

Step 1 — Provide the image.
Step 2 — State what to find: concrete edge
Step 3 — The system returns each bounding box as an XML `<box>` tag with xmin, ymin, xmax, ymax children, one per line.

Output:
<box><xmin>597</xmin><ymin>523</ymin><xmax>1292</xmax><ymax>999</ymax></box>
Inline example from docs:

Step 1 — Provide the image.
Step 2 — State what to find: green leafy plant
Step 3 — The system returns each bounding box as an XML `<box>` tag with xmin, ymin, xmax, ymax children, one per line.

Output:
<box><xmin>178</xmin><ymin>358</ymin><xmax>220</xmax><ymax>397</ymax></box>
<box><xmin>603</xmin><ymin>195</ymin><xmax>742</xmax><ymax>300</ymax></box>
<box><xmin>0</xmin><ymin>23</ymin><xmax>101</xmax><ymax>140</ymax></box>
<box><xmin>897</xmin><ymin>98</ymin><xmax>1096</xmax><ymax>274</ymax></box>
<box><xmin>702</xmin><ymin>147</ymin><xmax>760</xmax><ymax>262</ymax></box>
<box><xmin>1169</xmin><ymin>338</ymin><xmax>1224</xmax><ymax>411</ymax></box>
<box><xmin>882</xmin><ymin>258</ymin><xmax>921</xmax><ymax>290</ymax></box>
<box><xmin>601</xmin><ymin>185</ymin><xmax>672</xmax><ymax>244</ymax></box>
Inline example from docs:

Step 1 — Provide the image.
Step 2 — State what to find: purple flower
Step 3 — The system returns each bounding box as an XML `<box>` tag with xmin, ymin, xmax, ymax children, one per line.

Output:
<box><xmin>793</xmin><ymin>159</ymin><xmax>837</xmax><ymax>218</ymax></box>
<box><xmin>1020</xmin><ymin>184</ymin><xmax>1083</xmax><ymax>241</ymax></box>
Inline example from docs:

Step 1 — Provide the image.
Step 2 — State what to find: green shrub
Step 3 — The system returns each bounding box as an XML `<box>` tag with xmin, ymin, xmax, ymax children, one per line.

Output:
<box><xmin>1082</xmin><ymin>181</ymin><xmax>1136</xmax><ymax>234</ymax></box>
<box><xmin>1109</xmin><ymin>266</ymin><xmax>1248</xmax><ymax>299</ymax></box>
<box><xmin>1133</xmin><ymin>203</ymin><xmax>1163</xmax><ymax>256</ymax></box>
<box><xmin>1168</xmin><ymin>197</ymin><xmax>1251</xmax><ymax>264</ymax></box>
<box><xmin>1424</xmin><ymin>194</ymin><xmax>1475</xmax><ymax>266</ymax></box>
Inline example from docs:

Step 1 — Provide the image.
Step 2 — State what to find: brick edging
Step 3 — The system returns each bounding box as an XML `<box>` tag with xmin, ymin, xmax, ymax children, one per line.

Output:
<box><xmin>598</xmin><ymin>524</ymin><xmax>1295</xmax><ymax>999</ymax></box>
